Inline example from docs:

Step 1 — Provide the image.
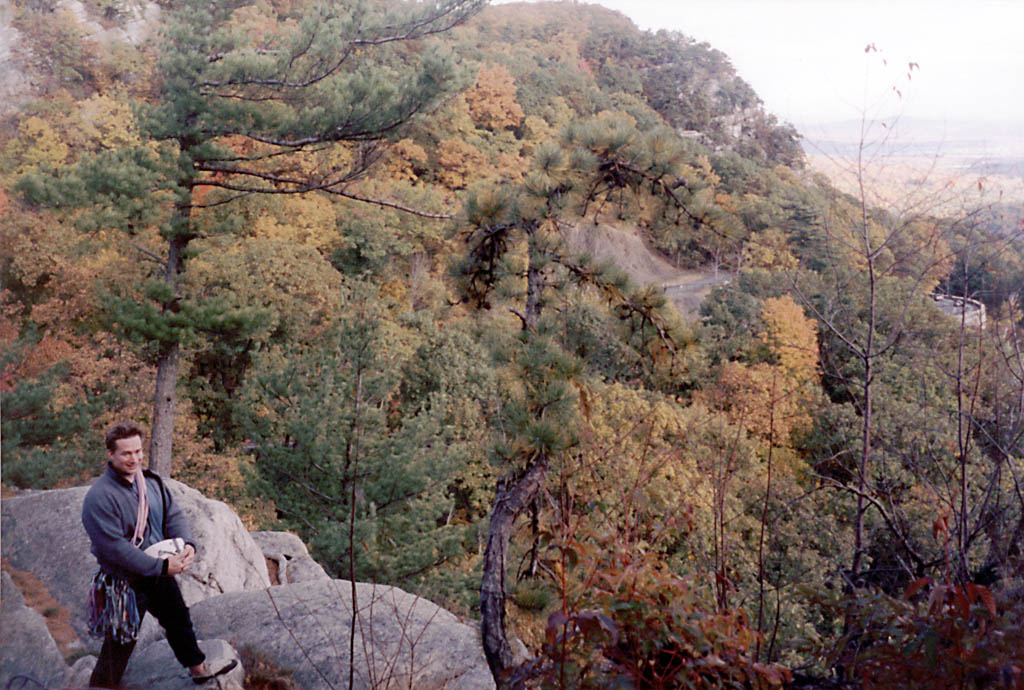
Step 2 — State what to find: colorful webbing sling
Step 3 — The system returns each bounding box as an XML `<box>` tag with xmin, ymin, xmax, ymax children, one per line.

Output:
<box><xmin>87</xmin><ymin>468</ymin><xmax>149</xmax><ymax>643</ymax></box>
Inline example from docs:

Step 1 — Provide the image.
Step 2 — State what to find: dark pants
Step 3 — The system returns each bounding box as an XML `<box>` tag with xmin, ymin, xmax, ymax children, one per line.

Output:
<box><xmin>89</xmin><ymin>576</ymin><xmax>205</xmax><ymax>689</ymax></box>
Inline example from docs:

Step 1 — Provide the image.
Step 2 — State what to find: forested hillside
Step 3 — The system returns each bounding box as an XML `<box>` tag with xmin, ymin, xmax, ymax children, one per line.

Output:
<box><xmin>2</xmin><ymin>0</ymin><xmax>1023</xmax><ymax>687</ymax></box>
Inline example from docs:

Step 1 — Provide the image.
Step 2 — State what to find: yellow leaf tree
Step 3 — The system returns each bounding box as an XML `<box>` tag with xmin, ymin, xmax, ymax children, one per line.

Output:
<box><xmin>464</xmin><ymin>63</ymin><xmax>525</xmax><ymax>132</ymax></box>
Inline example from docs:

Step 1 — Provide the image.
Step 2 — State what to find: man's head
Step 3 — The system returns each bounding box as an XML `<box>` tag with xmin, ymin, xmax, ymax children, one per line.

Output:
<box><xmin>106</xmin><ymin>422</ymin><xmax>146</xmax><ymax>480</ymax></box>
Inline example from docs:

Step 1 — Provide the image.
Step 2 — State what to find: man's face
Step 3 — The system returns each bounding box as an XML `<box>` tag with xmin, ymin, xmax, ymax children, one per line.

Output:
<box><xmin>109</xmin><ymin>435</ymin><xmax>144</xmax><ymax>481</ymax></box>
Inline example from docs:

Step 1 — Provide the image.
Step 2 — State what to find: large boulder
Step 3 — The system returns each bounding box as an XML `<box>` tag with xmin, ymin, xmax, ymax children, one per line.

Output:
<box><xmin>250</xmin><ymin>530</ymin><xmax>329</xmax><ymax>585</ymax></box>
<box><xmin>63</xmin><ymin>655</ymin><xmax>98</xmax><ymax>689</ymax></box>
<box><xmin>125</xmin><ymin>638</ymin><xmax>243</xmax><ymax>690</ymax></box>
<box><xmin>165</xmin><ymin>479</ymin><xmax>271</xmax><ymax>600</ymax></box>
<box><xmin>191</xmin><ymin>579</ymin><xmax>495</xmax><ymax>690</ymax></box>
<box><xmin>1</xmin><ymin>486</ymin><xmax>94</xmax><ymax>644</ymax></box>
<box><xmin>0</xmin><ymin>571</ymin><xmax>69</xmax><ymax>690</ymax></box>
<box><xmin>1</xmin><ymin>479</ymin><xmax>270</xmax><ymax>646</ymax></box>
<box><xmin>2</xmin><ymin>482</ymin><xmax>497</xmax><ymax>689</ymax></box>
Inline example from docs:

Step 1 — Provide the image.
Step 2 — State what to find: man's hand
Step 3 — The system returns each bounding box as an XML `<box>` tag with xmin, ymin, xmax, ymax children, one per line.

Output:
<box><xmin>166</xmin><ymin>544</ymin><xmax>196</xmax><ymax>576</ymax></box>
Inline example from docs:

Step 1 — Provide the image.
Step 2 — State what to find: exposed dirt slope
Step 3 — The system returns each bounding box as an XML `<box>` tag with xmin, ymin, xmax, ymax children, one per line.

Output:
<box><xmin>560</xmin><ymin>218</ymin><xmax>728</xmax><ymax>319</ymax></box>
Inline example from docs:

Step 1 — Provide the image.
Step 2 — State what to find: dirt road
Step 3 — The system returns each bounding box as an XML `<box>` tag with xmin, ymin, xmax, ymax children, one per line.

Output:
<box><xmin>663</xmin><ymin>273</ymin><xmax>731</xmax><ymax>318</ymax></box>
<box><xmin>561</xmin><ymin>219</ymin><xmax>729</xmax><ymax>319</ymax></box>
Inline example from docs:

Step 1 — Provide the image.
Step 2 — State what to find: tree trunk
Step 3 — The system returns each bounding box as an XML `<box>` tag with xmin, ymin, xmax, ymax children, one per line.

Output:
<box><xmin>850</xmin><ymin>148</ymin><xmax>875</xmax><ymax>580</ymax></box>
<box><xmin>851</xmin><ymin>351</ymin><xmax>871</xmax><ymax>578</ymax></box>
<box><xmin>148</xmin><ymin>209</ymin><xmax>192</xmax><ymax>476</ymax></box>
<box><xmin>480</xmin><ymin>456</ymin><xmax>549</xmax><ymax>686</ymax></box>
<box><xmin>524</xmin><ymin>225</ymin><xmax>543</xmax><ymax>331</ymax></box>
<box><xmin>149</xmin><ymin>344</ymin><xmax>179</xmax><ymax>476</ymax></box>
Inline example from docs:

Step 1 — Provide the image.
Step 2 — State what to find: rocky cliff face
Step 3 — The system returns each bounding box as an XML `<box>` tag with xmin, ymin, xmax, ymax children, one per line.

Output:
<box><xmin>0</xmin><ymin>0</ymin><xmax>160</xmax><ymax>117</ymax></box>
<box><xmin>0</xmin><ymin>481</ymin><xmax>493</xmax><ymax>690</ymax></box>
<box><xmin>0</xmin><ymin>0</ymin><xmax>32</xmax><ymax>116</ymax></box>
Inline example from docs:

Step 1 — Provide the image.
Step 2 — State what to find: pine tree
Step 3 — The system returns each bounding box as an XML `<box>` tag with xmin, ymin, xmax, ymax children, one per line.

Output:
<box><xmin>459</xmin><ymin>114</ymin><xmax>735</xmax><ymax>681</ymax></box>
<box><xmin>16</xmin><ymin>0</ymin><xmax>485</xmax><ymax>474</ymax></box>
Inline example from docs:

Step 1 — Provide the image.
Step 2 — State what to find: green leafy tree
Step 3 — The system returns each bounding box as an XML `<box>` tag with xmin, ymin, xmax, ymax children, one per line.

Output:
<box><xmin>182</xmin><ymin>231</ymin><xmax>345</xmax><ymax>451</ymax></box>
<box><xmin>16</xmin><ymin>0</ymin><xmax>485</xmax><ymax>474</ymax></box>
<box><xmin>0</xmin><ymin>359</ymin><xmax>105</xmax><ymax>487</ymax></box>
<box><xmin>240</xmin><ymin>286</ymin><xmax>476</xmax><ymax>585</ymax></box>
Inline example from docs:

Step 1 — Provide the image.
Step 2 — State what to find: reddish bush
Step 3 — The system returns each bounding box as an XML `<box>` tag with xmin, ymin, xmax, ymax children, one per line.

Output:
<box><xmin>511</xmin><ymin>538</ymin><xmax>790</xmax><ymax>689</ymax></box>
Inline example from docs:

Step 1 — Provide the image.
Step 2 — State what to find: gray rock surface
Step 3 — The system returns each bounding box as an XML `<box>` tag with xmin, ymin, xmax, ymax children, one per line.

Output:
<box><xmin>126</xmin><ymin>638</ymin><xmax>243</xmax><ymax>690</ymax></box>
<box><xmin>251</xmin><ymin>530</ymin><xmax>329</xmax><ymax>584</ymax></box>
<box><xmin>166</xmin><ymin>479</ymin><xmax>271</xmax><ymax>601</ymax></box>
<box><xmin>0</xmin><ymin>2</ymin><xmax>32</xmax><ymax>116</ymax></box>
<box><xmin>0</xmin><ymin>0</ymin><xmax>160</xmax><ymax>117</ymax></box>
<box><xmin>64</xmin><ymin>0</ymin><xmax>161</xmax><ymax>45</ymax></box>
<box><xmin>1</xmin><ymin>486</ymin><xmax>94</xmax><ymax>644</ymax></box>
<box><xmin>63</xmin><ymin>655</ymin><xmax>98</xmax><ymax>689</ymax></box>
<box><xmin>0</xmin><ymin>571</ymin><xmax>70</xmax><ymax>690</ymax></box>
<box><xmin>191</xmin><ymin>579</ymin><xmax>495</xmax><ymax>690</ymax></box>
<box><xmin>2</xmin><ymin>483</ymin><xmax>495</xmax><ymax>689</ymax></box>
<box><xmin>1</xmin><ymin>479</ymin><xmax>270</xmax><ymax>646</ymax></box>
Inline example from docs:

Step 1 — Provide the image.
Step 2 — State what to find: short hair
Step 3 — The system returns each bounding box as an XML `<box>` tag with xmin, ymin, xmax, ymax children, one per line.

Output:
<box><xmin>105</xmin><ymin>422</ymin><xmax>145</xmax><ymax>453</ymax></box>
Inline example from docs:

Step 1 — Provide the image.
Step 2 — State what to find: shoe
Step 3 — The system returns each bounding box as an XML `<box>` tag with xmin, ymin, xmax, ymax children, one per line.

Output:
<box><xmin>191</xmin><ymin>659</ymin><xmax>238</xmax><ymax>684</ymax></box>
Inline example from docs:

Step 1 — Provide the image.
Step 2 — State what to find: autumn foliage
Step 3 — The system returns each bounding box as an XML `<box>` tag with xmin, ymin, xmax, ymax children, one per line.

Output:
<box><xmin>2</xmin><ymin>1</ymin><xmax>1023</xmax><ymax>688</ymax></box>
<box><xmin>511</xmin><ymin>533</ymin><xmax>791</xmax><ymax>690</ymax></box>
<box><xmin>465</xmin><ymin>64</ymin><xmax>525</xmax><ymax>132</ymax></box>
<box><xmin>808</xmin><ymin>516</ymin><xmax>1024</xmax><ymax>689</ymax></box>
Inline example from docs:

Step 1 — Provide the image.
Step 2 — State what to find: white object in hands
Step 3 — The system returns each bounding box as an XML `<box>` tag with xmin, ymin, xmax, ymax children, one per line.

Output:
<box><xmin>144</xmin><ymin>537</ymin><xmax>186</xmax><ymax>559</ymax></box>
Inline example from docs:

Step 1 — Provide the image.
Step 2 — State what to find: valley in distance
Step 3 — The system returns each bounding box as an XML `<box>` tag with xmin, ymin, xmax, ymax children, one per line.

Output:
<box><xmin>799</xmin><ymin>116</ymin><xmax>1024</xmax><ymax>232</ymax></box>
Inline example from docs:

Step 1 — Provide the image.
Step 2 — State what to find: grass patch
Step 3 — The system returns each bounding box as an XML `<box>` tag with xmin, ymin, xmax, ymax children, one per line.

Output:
<box><xmin>512</xmin><ymin>582</ymin><xmax>552</xmax><ymax>611</ymax></box>
<box><xmin>239</xmin><ymin>646</ymin><xmax>296</xmax><ymax>690</ymax></box>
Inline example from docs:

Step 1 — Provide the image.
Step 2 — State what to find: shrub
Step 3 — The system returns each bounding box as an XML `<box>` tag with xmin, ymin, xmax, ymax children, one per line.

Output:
<box><xmin>811</xmin><ymin>579</ymin><xmax>1024</xmax><ymax>690</ymax></box>
<box><xmin>511</xmin><ymin>536</ymin><xmax>790</xmax><ymax>689</ymax></box>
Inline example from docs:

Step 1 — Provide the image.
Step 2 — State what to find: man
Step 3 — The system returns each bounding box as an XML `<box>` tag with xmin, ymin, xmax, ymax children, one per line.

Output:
<box><xmin>82</xmin><ymin>422</ymin><xmax>234</xmax><ymax>687</ymax></box>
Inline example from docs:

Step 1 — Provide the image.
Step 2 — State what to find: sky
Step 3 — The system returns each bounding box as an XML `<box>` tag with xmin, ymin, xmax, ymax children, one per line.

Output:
<box><xmin>494</xmin><ymin>0</ymin><xmax>1023</xmax><ymax>129</ymax></box>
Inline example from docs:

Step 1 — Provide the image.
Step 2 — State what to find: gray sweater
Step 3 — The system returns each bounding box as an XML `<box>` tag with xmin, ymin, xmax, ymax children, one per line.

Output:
<box><xmin>82</xmin><ymin>465</ymin><xmax>193</xmax><ymax>578</ymax></box>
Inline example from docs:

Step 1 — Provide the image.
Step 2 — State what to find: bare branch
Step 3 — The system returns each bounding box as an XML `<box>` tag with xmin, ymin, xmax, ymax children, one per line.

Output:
<box><xmin>127</xmin><ymin>242</ymin><xmax>168</xmax><ymax>268</ymax></box>
<box><xmin>507</xmin><ymin>307</ymin><xmax>528</xmax><ymax>330</ymax></box>
<box><xmin>811</xmin><ymin>472</ymin><xmax>926</xmax><ymax>570</ymax></box>
<box><xmin>327</xmin><ymin>188</ymin><xmax>453</xmax><ymax>220</ymax></box>
<box><xmin>192</xmin><ymin>164</ymin><xmax>452</xmax><ymax>218</ymax></box>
